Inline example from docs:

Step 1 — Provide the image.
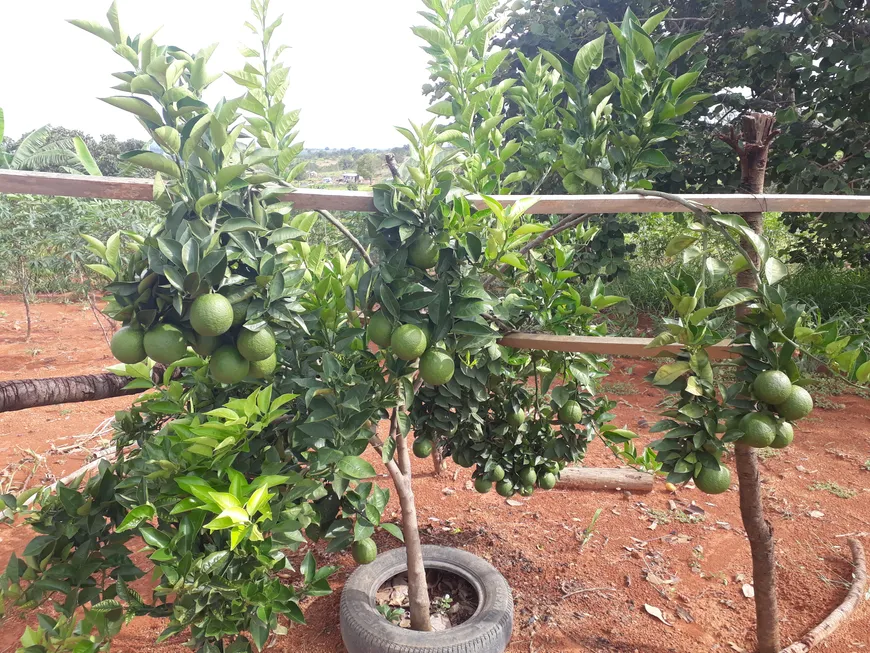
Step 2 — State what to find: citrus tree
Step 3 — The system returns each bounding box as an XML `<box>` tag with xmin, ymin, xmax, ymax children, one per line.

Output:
<box><xmin>1</xmin><ymin>0</ymin><xmax>707</xmax><ymax>650</ymax></box>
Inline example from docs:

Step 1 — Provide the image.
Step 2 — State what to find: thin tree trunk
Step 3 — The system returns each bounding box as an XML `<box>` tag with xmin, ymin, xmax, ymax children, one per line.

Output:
<box><xmin>20</xmin><ymin>262</ymin><xmax>32</xmax><ymax>341</ymax></box>
<box><xmin>722</xmin><ymin>112</ymin><xmax>781</xmax><ymax>653</ymax></box>
<box><xmin>391</xmin><ymin>428</ymin><xmax>432</xmax><ymax>631</ymax></box>
<box><xmin>431</xmin><ymin>448</ymin><xmax>444</xmax><ymax>476</ymax></box>
<box><xmin>0</xmin><ymin>368</ymin><xmax>165</xmax><ymax>413</ymax></box>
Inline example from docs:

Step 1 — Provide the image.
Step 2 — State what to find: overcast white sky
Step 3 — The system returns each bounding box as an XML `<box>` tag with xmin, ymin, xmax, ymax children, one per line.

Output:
<box><xmin>0</xmin><ymin>1</ymin><xmax>433</xmax><ymax>148</ymax></box>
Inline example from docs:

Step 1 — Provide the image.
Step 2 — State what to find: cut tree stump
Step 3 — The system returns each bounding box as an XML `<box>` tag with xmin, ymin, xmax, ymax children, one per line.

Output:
<box><xmin>559</xmin><ymin>467</ymin><xmax>653</xmax><ymax>492</ymax></box>
<box><xmin>779</xmin><ymin>539</ymin><xmax>867</xmax><ymax>653</ymax></box>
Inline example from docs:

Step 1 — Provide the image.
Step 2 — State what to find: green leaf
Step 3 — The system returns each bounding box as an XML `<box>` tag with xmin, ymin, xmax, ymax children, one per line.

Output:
<box><xmin>217</xmin><ymin>164</ymin><xmax>249</xmax><ymax>189</ymax></box>
<box><xmin>381</xmin><ymin>522</ymin><xmax>404</xmax><ymax>542</ymax></box>
<box><xmin>716</xmin><ymin>288</ymin><xmax>760</xmax><ymax>309</ymax></box>
<box><xmin>642</xmin><ymin>8</ymin><xmax>670</xmax><ymax>33</ymax></box>
<box><xmin>119</xmin><ymin>151</ymin><xmax>180</xmax><ymax>178</ymax></box>
<box><xmin>153</xmin><ymin>126</ymin><xmax>181</xmax><ymax>154</ymax></box>
<box><xmin>86</xmin><ymin>263</ymin><xmax>116</xmax><ymax>281</ymax></box>
<box><xmin>664</xmin><ymin>31</ymin><xmax>705</xmax><ymax>67</ymax></box>
<box><xmin>100</xmin><ymin>96</ymin><xmax>162</xmax><ymax>125</ymax></box>
<box><xmin>638</xmin><ymin>149</ymin><xmax>670</xmax><ymax>168</ymax></box>
<box><xmin>67</xmin><ymin>19</ymin><xmax>117</xmax><ymax>45</ymax></box>
<box><xmin>73</xmin><ymin>137</ymin><xmax>102</xmax><ymax>176</ymax></box>
<box><xmin>856</xmin><ymin>360</ymin><xmax>870</xmax><ymax>383</ymax></box>
<box><xmin>427</xmin><ymin>100</ymin><xmax>454</xmax><ymax>117</ymax></box>
<box><xmin>573</xmin><ymin>34</ymin><xmax>606</xmax><ymax>84</ymax></box>
<box><xmin>116</xmin><ymin>503</ymin><xmax>156</xmax><ymax>532</ymax></box>
<box><xmin>764</xmin><ymin>258</ymin><xmax>788</xmax><ymax>285</ymax></box>
<box><xmin>653</xmin><ymin>362</ymin><xmax>690</xmax><ymax>385</ymax></box>
<box><xmin>499</xmin><ymin>252</ymin><xmax>528</xmax><ymax>271</ymax></box>
<box><xmin>337</xmin><ymin>456</ymin><xmax>376</xmax><ymax>479</ymax></box>
<box><xmin>664</xmin><ymin>234</ymin><xmax>697</xmax><ymax>256</ymax></box>
<box><xmin>671</xmin><ymin>71</ymin><xmax>700</xmax><ymax>99</ymax></box>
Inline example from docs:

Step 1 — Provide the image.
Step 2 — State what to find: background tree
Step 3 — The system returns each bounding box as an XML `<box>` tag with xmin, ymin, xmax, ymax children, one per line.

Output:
<box><xmin>496</xmin><ymin>0</ymin><xmax>870</xmax><ymax>264</ymax></box>
<box><xmin>355</xmin><ymin>152</ymin><xmax>381</xmax><ymax>183</ymax></box>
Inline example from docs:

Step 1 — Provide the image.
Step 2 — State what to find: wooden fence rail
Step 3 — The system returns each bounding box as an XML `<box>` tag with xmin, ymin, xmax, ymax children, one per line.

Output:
<box><xmin>4</xmin><ymin>169</ymin><xmax>870</xmax><ymax>214</ymax></box>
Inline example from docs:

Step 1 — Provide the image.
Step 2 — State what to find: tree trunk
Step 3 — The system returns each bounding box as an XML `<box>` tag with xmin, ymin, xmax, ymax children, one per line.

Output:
<box><xmin>392</xmin><ymin>432</ymin><xmax>432</xmax><ymax>631</ymax></box>
<box><xmin>723</xmin><ymin>112</ymin><xmax>781</xmax><ymax>653</ymax></box>
<box><xmin>0</xmin><ymin>368</ymin><xmax>163</xmax><ymax>413</ymax></box>
<box><xmin>431</xmin><ymin>448</ymin><xmax>444</xmax><ymax>476</ymax></box>
<box><xmin>20</xmin><ymin>262</ymin><xmax>32</xmax><ymax>341</ymax></box>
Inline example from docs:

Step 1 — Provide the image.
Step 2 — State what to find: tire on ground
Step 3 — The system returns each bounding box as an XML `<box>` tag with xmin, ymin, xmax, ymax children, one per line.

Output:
<box><xmin>340</xmin><ymin>544</ymin><xmax>513</xmax><ymax>653</ymax></box>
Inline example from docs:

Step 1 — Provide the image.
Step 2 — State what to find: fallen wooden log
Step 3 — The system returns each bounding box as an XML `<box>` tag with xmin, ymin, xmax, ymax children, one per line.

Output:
<box><xmin>779</xmin><ymin>538</ymin><xmax>867</xmax><ymax>653</ymax></box>
<box><xmin>559</xmin><ymin>466</ymin><xmax>654</xmax><ymax>492</ymax></box>
<box><xmin>0</xmin><ymin>367</ymin><xmax>165</xmax><ymax>413</ymax></box>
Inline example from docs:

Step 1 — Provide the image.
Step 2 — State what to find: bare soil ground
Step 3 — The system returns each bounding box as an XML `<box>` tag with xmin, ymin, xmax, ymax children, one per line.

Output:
<box><xmin>1</xmin><ymin>296</ymin><xmax>869</xmax><ymax>653</ymax></box>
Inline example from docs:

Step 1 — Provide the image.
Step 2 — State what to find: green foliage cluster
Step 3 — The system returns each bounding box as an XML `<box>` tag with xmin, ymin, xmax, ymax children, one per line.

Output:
<box><xmin>0</xmin><ymin>195</ymin><xmax>159</xmax><ymax>296</ymax></box>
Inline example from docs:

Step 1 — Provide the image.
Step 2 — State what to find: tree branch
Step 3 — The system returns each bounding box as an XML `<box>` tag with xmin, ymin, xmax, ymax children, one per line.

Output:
<box><xmin>314</xmin><ymin>209</ymin><xmax>375</xmax><ymax>267</ymax></box>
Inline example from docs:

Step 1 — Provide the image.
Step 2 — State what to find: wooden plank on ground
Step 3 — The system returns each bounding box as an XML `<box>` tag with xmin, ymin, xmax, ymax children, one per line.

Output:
<box><xmin>559</xmin><ymin>467</ymin><xmax>654</xmax><ymax>492</ymax></box>
<box><xmin>497</xmin><ymin>333</ymin><xmax>735</xmax><ymax>360</ymax></box>
<box><xmin>4</xmin><ymin>171</ymin><xmax>870</xmax><ymax>215</ymax></box>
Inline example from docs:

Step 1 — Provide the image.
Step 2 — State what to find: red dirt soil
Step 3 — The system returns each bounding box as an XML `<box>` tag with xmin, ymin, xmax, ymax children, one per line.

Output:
<box><xmin>1</xmin><ymin>296</ymin><xmax>869</xmax><ymax>653</ymax></box>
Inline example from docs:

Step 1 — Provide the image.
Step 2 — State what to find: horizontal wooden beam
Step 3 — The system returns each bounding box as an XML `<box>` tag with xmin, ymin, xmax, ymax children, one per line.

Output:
<box><xmin>3</xmin><ymin>170</ymin><xmax>870</xmax><ymax>214</ymax></box>
<box><xmin>0</xmin><ymin>169</ymin><xmax>153</xmax><ymax>201</ymax></box>
<box><xmin>497</xmin><ymin>332</ymin><xmax>735</xmax><ymax>360</ymax></box>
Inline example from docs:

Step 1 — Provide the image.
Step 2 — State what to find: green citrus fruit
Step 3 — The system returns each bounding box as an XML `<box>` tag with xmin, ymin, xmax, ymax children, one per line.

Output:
<box><xmin>558</xmin><ymin>400</ymin><xmax>583</xmax><ymax>424</ymax></box>
<box><xmin>694</xmin><ymin>465</ymin><xmax>732</xmax><ymax>494</ymax></box>
<box><xmin>739</xmin><ymin>412</ymin><xmax>777</xmax><ymax>448</ymax></box>
<box><xmin>190</xmin><ymin>294</ymin><xmax>234</xmax><ymax>337</ymax></box>
<box><xmin>419</xmin><ymin>349</ymin><xmax>455</xmax><ymax>386</ymax></box>
<box><xmin>506</xmin><ymin>409</ymin><xmax>525</xmax><ymax>428</ymax></box>
<box><xmin>518</xmin><ymin>467</ymin><xmax>537</xmax><ymax>487</ymax></box>
<box><xmin>495</xmin><ymin>480</ymin><xmax>515</xmax><ymax>498</ymax></box>
<box><xmin>351</xmin><ymin>538</ymin><xmax>378</xmax><ymax>564</ymax></box>
<box><xmin>770</xmin><ymin>421</ymin><xmax>794</xmax><ymax>449</ymax></box>
<box><xmin>488</xmin><ymin>464</ymin><xmax>506</xmax><ymax>482</ymax></box>
<box><xmin>538</xmin><ymin>472</ymin><xmax>557</xmax><ymax>490</ymax></box>
<box><xmin>753</xmin><ymin>370</ymin><xmax>793</xmax><ymax>405</ymax></box>
<box><xmin>236</xmin><ymin>327</ymin><xmax>276</xmax><ymax>362</ymax></box>
<box><xmin>412</xmin><ymin>437</ymin><xmax>433</xmax><ymax>458</ymax></box>
<box><xmin>474</xmin><ymin>477</ymin><xmax>492</xmax><ymax>494</ymax></box>
<box><xmin>209</xmin><ymin>345</ymin><xmax>250</xmax><ymax>384</ymax></box>
<box><xmin>776</xmin><ymin>386</ymin><xmax>813</xmax><ymax>421</ymax></box>
<box><xmin>367</xmin><ymin>311</ymin><xmax>393</xmax><ymax>348</ymax></box>
<box><xmin>231</xmin><ymin>298</ymin><xmax>250</xmax><ymax>327</ymax></box>
<box><xmin>144</xmin><ymin>323</ymin><xmax>188</xmax><ymax>365</ymax></box>
<box><xmin>408</xmin><ymin>233</ymin><xmax>439</xmax><ymax>269</ymax></box>
<box><xmin>519</xmin><ymin>485</ymin><xmax>534</xmax><ymax>497</ymax></box>
<box><xmin>249</xmin><ymin>353</ymin><xmax>277</xmax><ymax>379</ymax></box>
<box><xmin>191</xmin><ymin>333</ymin><xmax>220</xmax><ymax>357</ymax></box>
<box><xmin>391</xmin><ymin>324</ymin><xmax>427</xmax><ymax>361</ymax></box>
<box><xmin>110</xmin><ymin>326</ymin><xmax>146</xmax><ymax>364</ymax></box>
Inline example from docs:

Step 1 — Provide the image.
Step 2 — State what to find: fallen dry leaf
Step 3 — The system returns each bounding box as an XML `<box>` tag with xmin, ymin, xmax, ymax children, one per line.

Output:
<box><xmin>506</xmin><ymin>499</ymin><xmax>523</xmax><ymax>507</ymax></box>
<box><xmin>808</xmin><ymin>510</ymin><xmax>825</xmax><ymax>519</ymax></box>
<box><xmin>644</xmin><ymin>604</ymin><xmax>671</xmax><ymax>626</ymax></box>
